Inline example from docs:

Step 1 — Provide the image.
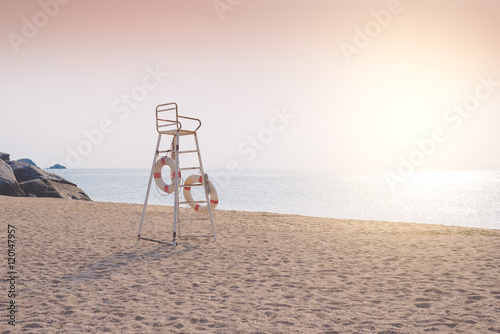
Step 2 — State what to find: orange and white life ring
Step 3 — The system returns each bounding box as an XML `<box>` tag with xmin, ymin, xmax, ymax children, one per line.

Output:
<box><xmin>183</xmin><ymin>174</ymin><xmax>218</xmax><ymax>213</ymax></box>
<box><xmin>153</xmin><ymin>156</ymin><xmax>181</xmax><ymax>193</ymax></box>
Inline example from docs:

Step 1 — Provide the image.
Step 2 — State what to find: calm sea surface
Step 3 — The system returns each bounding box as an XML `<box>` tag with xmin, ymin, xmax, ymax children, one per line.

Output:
<box><xmin>48</xmin><ymin>169</ymin><xmax>500</xmax><ymax>230</ymax></box>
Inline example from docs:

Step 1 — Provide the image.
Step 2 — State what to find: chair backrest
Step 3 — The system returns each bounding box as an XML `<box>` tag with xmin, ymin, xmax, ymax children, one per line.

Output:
<box><xmin>156</xmin><ymin>102</ymin><xmax>179</xmax><ymax>133</ymax></box>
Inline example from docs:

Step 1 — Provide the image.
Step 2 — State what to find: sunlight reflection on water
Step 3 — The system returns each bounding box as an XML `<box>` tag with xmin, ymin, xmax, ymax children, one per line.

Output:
<box><xmin>49</xmin><ymin>169</ymin><xmax>500</xmax><ymax>230</ymax></box>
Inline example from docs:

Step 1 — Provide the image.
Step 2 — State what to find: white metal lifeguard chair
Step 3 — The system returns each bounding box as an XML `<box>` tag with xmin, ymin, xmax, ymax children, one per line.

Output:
<box><xmin>136</xmin><ymin>102</ymin><xmax>217</xmax><ymax>247</ymax></box>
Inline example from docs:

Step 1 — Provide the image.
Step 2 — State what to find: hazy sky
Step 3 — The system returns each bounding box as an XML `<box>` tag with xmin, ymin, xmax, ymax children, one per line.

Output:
<box><xmin>1</xmin><ymin>0</ymin><xmax>499</xmax><ymax>174</ymax></box>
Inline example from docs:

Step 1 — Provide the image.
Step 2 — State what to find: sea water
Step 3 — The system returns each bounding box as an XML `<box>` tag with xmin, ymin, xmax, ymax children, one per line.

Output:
<box><xmin>49</xmin><ymin>169</ymin><xmax>500</xmax><ymax>230</ymax></box>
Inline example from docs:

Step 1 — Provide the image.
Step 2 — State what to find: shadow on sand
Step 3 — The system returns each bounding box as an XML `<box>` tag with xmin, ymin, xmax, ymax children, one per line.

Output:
<box><xmin>60</xmin><ymin>241</ymin><xmax>198</xmax><ymax>284</ymax></box>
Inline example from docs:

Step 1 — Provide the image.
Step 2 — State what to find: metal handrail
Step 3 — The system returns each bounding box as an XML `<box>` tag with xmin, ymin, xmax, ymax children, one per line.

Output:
<box><xmin>178</xmin><ymin>115</ymin><xmax>202</xmax><ymax>132</ymax></box>
<box><xmin>155</xmin><ymin>102</ymin><xmax>202</xmax><ymax>133</ymax></box>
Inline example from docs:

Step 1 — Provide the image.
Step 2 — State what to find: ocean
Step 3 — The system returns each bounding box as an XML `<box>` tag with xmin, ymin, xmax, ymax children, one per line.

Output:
<box><xmin>48</xmin><ymin>169</ymin><xmax>500</xmax><ymax>230</ymax></box>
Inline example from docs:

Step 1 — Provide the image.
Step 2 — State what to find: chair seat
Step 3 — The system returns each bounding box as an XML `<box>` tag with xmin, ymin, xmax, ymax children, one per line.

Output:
<box><xmin>158</xmin><ymin>129</ymin><xmax>196</xmax><ymax>136</ymax></box>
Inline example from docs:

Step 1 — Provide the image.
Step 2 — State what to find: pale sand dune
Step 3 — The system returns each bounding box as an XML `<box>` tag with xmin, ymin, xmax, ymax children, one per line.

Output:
<box><xmin>1</xmin><ymin>196</ymin><xmax>499</xmax><ymax>333</ymax></box>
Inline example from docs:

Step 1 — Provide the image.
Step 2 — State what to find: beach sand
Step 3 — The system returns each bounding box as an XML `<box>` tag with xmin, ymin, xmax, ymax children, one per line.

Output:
<box><xmin>1</xmin><ymin>196</ymin><xmax>499</xmax><ymax>333</ymax></box>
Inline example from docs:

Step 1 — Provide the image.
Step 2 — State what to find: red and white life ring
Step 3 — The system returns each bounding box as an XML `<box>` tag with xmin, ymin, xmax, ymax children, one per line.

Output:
<box><xmin>183</xmin><ymin>174</ymin><xmax>218</xmax><ymax>213</ymax></box>
<box><xmin>153</xmin><ymin>156</ymin><xmax>181</xmax><ymax>193</ymax></box>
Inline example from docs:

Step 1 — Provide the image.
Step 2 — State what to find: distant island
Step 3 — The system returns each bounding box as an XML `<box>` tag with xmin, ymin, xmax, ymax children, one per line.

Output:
<box><xmin>48</xmin><ymin>164</ymin><xmax>67</xmax><ymax>169</ymax></box>
<box><xmin>18</xmin><ymin>158</ymin><xmax>38</xmax><ymax>167</ymax></box>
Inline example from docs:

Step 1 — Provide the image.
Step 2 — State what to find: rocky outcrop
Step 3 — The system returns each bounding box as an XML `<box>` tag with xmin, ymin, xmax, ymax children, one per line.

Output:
<box><xmin>7</xmin><ymin>160</ymin><xmax>91</xmax><ymax>201</ymax></box>
<box><xmin>0</xmin><ymin>152</ymin><xmax>10</xmax><ymax>161</ymax></box>
<box><xmin>19</xmin><ymin>178</ymin><xmax>89</xmax><ymax>200</ymax></box>
<box><xmin>0</xmin><ymin>154</ymin><xmax>91</xmax><ymax>201</ymax></box>
<box><xmin>8</xmin><ymin>160</ymin><xmax>63</xmax><ymax>184</ymax></box>
<box><xmin>0</xmin><ymin>160</ymin><xmax>25</xmax><ymax>197</ymax></box>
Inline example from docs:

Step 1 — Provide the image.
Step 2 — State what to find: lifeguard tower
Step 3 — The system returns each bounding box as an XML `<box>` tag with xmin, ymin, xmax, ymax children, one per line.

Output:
<box><xmin>136</xmin><ymin>102</ymin><xmax>217</xmax><ymax>247</ymax></box>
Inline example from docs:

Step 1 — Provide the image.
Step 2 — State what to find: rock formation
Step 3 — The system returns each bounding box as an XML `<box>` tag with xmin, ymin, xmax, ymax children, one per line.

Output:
<box><xmin>0</xmin><ymin>154</ymin><xmax>91</xmax><ymax>201</ymax></box>
<box><xmin>0</xmin><ymin>160</ymin><xmax>25</xmax><ymax>197</ymax></box>
<box><xmin>0</xmin><ymin>152</ymin><xmax>10</xmax><ymax>162</ymax></box>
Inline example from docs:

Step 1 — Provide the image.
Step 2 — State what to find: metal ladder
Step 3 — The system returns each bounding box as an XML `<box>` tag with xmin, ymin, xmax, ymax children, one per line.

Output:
<box><xmin>136</xmin><ymin>102</ymin><xmax>216</xmax><ymax>247</ymax></box>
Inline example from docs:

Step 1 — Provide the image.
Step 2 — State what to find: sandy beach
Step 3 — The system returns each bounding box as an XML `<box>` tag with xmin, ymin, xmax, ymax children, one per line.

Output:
<box><xmin>1</xmin><ymin>196</ymin><xmax>499</xmax><ymax>333</ymax></box>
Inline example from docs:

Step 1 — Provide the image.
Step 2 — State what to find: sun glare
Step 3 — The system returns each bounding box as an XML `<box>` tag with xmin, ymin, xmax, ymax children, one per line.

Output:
<box><xmin>348</xmin><ymin>63</ymin><xmax>463</xmax><ymax>171</ymax></box>
<box><xmin>379</xmin><ymin>69</ymin><xmax>453</xmax><ymax>139</ymax></box>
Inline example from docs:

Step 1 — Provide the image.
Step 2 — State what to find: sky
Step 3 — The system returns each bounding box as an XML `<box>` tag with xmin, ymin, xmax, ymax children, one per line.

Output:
<box><xmin>1</xmin><ymin>0</ymin><xmax>499</xmax><ymax>174</ymax></box>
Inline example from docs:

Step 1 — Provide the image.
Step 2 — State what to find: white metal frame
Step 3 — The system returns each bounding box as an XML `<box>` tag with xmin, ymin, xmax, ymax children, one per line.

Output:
<box><xmin>136</xmin><ymin>102</ymin><xmax>216</xmax><ymax>247</ymax></box>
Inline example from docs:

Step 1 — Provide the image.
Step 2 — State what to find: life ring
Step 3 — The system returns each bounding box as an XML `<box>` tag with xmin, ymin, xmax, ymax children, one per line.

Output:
<box><xmin>183</xmin><ymin>174</ymin><xmax>218</xmax><ymax>213</ymax></box>
<box><xmin>153</xmin><ymin>156</ymin><xmax>181</xmax><ymax>193</ymax></box>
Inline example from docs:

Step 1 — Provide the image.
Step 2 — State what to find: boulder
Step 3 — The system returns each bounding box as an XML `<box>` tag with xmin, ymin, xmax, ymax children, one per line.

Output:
<box><xmin>18</xmin><ymin>179</ymin><xmax>52</xmax><ymax>198</ymax></box>
<box><xmin>8</xmin><ymin>160</ymin><xmax>68</xmax><ymax>184</ymax></box>
<box><xmin>19</xmin><ymin>179</ymin><xmax>90</xmax><ymax>200</ymax></box>
<box><xmin>7</xmin><ymin>161</ymin><xmax>91</xmax><ymax>201</ymax></box>
<box><xmin>0</xmin><ymin>152</ymin><xmax>10</xmax><ymax>162</ymax></box>
<box><xmin>0</xmin><ymin>160</ymin><xmax>25</xmax><ymax>197</ymax></box>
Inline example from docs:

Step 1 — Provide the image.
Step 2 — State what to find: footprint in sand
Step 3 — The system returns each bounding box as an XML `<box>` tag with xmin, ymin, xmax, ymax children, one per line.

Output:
<box><xmin>414</xmin><ymin>298</ymin><xmax>432</xmax><ymax>308</ymax></box>
<box><xmin>415</xmin><ymin>303</ymin><xmax>431</xmax><ymax>308</ymax></box>
<box><xmin>465</xmin><ymin>295</ymin><xmax>484</xmax><ymax>304</ymax></box>
<box><xmin>414</xmin><ymin>297</ymin><xmax>435</xmax><ymax>308</ymax></box>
